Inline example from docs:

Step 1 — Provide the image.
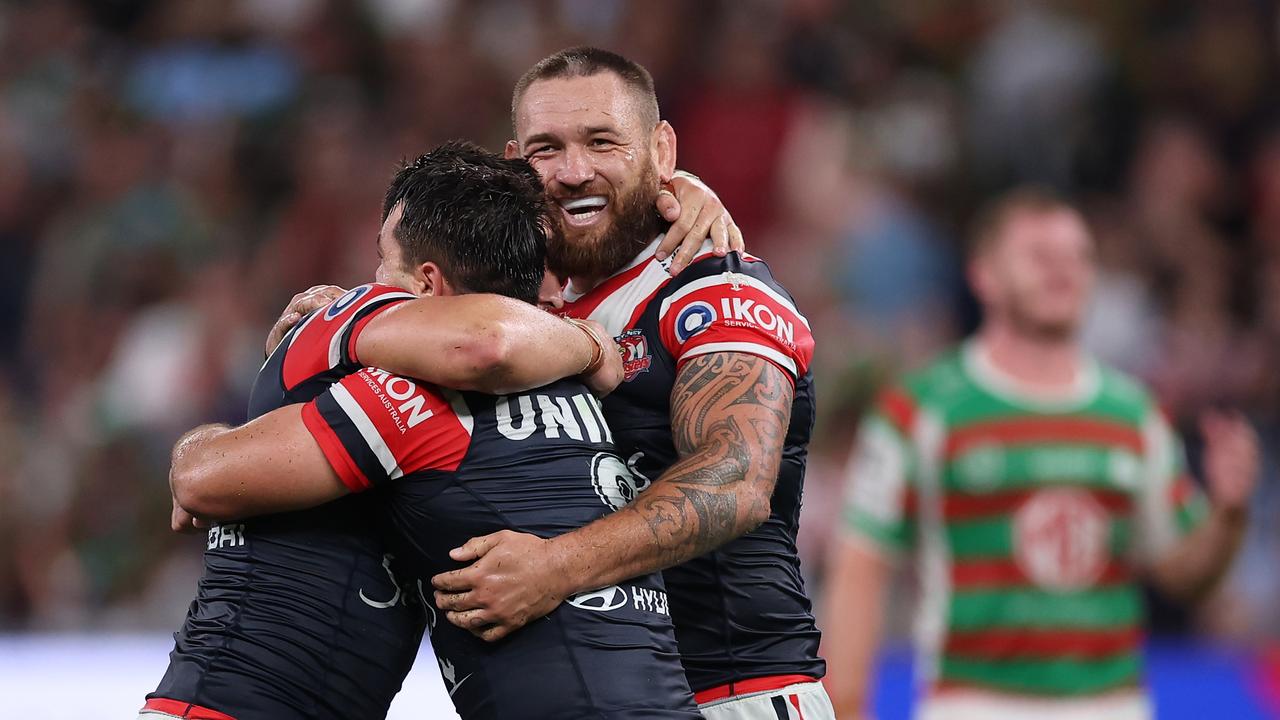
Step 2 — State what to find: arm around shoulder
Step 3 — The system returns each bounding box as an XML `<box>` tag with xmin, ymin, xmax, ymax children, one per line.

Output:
<box><xmin>354</xmin><ymin>294</ymin><xmax>607</xmax><ymax>394</ymax></box>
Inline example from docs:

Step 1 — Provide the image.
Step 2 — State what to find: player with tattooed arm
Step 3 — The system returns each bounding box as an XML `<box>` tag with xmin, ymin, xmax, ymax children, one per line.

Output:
<box><xmin>429</xmin><ymin>47</ymin><xmax>834</xmax><ymax>720</ymax></box>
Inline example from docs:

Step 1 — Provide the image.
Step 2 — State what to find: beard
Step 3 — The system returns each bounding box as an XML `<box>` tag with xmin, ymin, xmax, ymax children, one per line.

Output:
<box><xmin>547</xmin><ymin>164</ymin><xmax>664</xmax><ymax>281</ymax></box>
<box><xmin>1005</xmin><ymin>296</ymin><xmax>1080</xmax><ymax>342</ymax></box>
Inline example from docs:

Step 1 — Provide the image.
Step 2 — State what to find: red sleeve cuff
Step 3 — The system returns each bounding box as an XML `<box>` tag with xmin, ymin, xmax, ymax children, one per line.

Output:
<box><xmin>301</xmin><ymin>401</ymin><xmax>372</xmax><ymax>492</ymax></box>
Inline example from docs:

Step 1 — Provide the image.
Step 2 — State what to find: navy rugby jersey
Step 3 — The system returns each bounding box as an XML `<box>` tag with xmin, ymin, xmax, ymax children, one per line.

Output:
<box><xmin>302</xmin><ymin>362</ymin><xmax>700</xmax><ymax>718</ymax></box>
<box><xmin>559</xmin><ymin>238</ymin><xmax>825</xmax><ymax>693</ymax></box>
<box><xmin>149</xmin><ymin>284</ymin><xmax>426</xmax><ymax>720</ymax></box>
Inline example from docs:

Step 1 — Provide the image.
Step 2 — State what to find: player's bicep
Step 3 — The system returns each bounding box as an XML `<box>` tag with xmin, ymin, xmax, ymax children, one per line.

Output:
<box><xmin>670</xmin><ymin>351</ymin><xmax>793</xmax><ymax>484</ymax></box>
<box><xmin>172</xmin><ymin>405</ymin><xmax>348</xmax><ymax>520</ymax></box>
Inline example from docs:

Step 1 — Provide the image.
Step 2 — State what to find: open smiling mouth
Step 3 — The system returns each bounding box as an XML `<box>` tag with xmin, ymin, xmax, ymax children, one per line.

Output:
<box><xmin>558</xmin><ymin>196</ymin><xmax>608</xmax><ymax>226</ymax></box>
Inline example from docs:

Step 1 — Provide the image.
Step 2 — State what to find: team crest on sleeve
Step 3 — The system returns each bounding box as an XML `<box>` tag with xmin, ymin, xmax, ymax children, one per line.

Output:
<box><xmin>674</xmin><ymin>301</ymin><xmax>717</xmax><ymax>343</ymax></box>
<box><xmin>617</xmin><ymin>329</ymin><xmax>652</xmax><ymax>382</ymax></box>
<box><xmin>325</xmin><ymin>285</ymin><xmax>372</xmax><ymax>320</ymax></box>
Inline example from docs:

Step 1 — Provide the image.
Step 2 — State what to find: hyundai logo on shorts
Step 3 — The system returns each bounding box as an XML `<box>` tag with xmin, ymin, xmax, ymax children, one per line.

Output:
<box><xmin>567</xmin><ymin>585</ymin><xmax>628</xmax><ymax>612</ymax></box>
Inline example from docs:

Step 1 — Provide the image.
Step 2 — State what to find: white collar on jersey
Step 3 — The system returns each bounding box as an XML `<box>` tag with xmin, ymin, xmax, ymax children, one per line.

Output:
<box><xmin>962</xmin><ymin>338</ymin><xmax>1102</xmax><ymax>412</ymax></box>
<box><xmin>562</xmin><ymin>234</ymin><xmax>668</xmax><ymax>303</ymax></box>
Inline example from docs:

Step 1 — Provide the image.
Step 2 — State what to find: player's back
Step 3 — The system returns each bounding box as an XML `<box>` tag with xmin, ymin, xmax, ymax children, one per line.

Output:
<box><xmin>303</xmin><ymin>368</ymin><xmax>701</xmax><ymax>719</ymax></box>
<box><xmin>147</xmin><ymin>285</ymin><xmax>424</xmax><ymax>720</ymax></box>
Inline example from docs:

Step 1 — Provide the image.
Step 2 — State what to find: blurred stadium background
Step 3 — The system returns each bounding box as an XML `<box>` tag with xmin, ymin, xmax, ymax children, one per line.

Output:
<box><xmin>1</xmin><ymin>0</ymin><xmax>1279</xmax><ymax>717</ymax></box>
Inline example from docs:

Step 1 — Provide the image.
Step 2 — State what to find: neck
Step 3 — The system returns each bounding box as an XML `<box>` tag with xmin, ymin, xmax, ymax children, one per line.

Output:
<box><xmin>977</xmin><ymin>322</ymin><xmax>1082</xmax><ymax>390</ymax></box>
<box><xmin>568</xmin><ymin>273</ymin><xmax>606</xmax><ymax>296</ymax></box>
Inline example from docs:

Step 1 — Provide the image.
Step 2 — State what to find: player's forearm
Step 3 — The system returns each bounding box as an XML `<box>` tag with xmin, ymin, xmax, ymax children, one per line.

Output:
<box><xmin>549</xmin><ymin>352</ymin><xmax>791</xmax><ymax>594</ymax></box>
<box><xmin>822</xmin><ymin>537</ymin><xmax>891</xmax><ymax>717</ymax></box>
<box><xmin>549</xmin><ymin>451</ymin><xmax>772</xmax><ymax>594</ymax></box>
<box><xmin>170</xmin><ymin>423</ymin><xmax>238</xmax><ymax>520</ymax></box>
<box><xmin>1150</xmin><ymin>505</ymin><xmax>1248</xmax><ymax>603</ymax></box>
<box><xmin>356</xmin><ymin>295</ymin><xmax>594</xmax><ymax>394</ymax></box>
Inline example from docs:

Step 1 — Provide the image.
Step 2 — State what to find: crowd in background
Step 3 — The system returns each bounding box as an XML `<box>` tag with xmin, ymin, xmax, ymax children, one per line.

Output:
<box><xmin>0</xmin><ymin>0</ymin><xmax>1278</xmax><ymax>652</ymax></box>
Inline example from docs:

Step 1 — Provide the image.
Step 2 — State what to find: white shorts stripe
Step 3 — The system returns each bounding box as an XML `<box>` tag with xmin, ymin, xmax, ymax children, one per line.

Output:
<box><xmin>699</xmin><ymin>681</ymin><xmax>835</xmax><ymax>720</ymax></box>
<box><xmin>680</xmin><ymin>341</ymin><xmax>798</xmax><ymax>377</ymax></box>
<box><xmin>329</xmin><ymin>382</ymin><xmax>404</xmax><ymax>480</ymax></box>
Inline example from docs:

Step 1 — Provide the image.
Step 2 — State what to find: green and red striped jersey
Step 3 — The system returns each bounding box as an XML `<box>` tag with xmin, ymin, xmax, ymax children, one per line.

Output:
<box><xmin>842</xmin><ymin>341</ymin><xmax>1208</xmax><ymax>699</ymax></box>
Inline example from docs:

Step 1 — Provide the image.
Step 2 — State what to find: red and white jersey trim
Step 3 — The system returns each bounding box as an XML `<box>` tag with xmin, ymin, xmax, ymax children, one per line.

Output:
<box><xmin>329</xmin><ymin>381</ymin><xmax>405</xmax><ymax>481</ymax></box>
<box><xmin>562</xmin><ymin>235</ymin><xmax>718</xmax><ymax>336</ymax></box>
<box><xmin>682</xmin><ymin>341</ymin><xmax>799</xmax><ymax>376</ymax></box>
<box><xmin>280</xmin><ymin>284</ymin><xmax>415</xmax><ymax>390</ymax></box>
<box><xmin>328</xmin><ymin>291</ymin><xmax>414</xmax><ymax>367</ymax></box>
<box><xmin>658</xmin><ymin>271</ymin><xmax>811</xmax><ymax>330</ymax></box>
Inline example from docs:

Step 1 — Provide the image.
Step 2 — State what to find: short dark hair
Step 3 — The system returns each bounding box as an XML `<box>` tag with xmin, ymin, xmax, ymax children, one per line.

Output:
<box><xmin>382</xmin><ymin>141</ymin><xmax>550</xmax><ymax>304</ymax></box>
<box><xmin>511</xmin><ymin>46</ymin><xmax>660</xmax><ymax>132</ymax></box>
<box><xmin>967</xmin><ymin>185</ymin><xmax>1081</xmax><ymax>259</ymax></box>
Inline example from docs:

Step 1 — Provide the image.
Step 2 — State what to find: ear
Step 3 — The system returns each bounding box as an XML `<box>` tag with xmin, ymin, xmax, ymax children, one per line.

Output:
<box><xmin>504</xmin><ymin>140</ymin><xmax>521</xmax><ymax>160</ymax></box>
<box><xmin>414</xmin><ymin>261</ymin><xmax>455</xmax><ymax>298</ymax></box>
<box><xmin>652</xmin><ymin>121</ymin><xmax>677</xmax><ymax>182</ymax></box>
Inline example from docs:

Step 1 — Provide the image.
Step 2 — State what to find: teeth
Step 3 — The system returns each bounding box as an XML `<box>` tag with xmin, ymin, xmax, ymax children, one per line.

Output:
<box><xmin>561</xmin><ymin>196</ymin><xmax>607</xmax><ymax>212</ymax></box>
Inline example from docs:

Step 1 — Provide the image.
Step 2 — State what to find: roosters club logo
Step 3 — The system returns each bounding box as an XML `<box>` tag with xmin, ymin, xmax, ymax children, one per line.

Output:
<box><xmin>616</xmin><ymin>329</ymin><xmax>652</xmax><ymax>382</ymax></box>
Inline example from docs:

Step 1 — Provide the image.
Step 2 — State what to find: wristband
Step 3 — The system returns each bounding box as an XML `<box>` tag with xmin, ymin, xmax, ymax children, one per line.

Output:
<box><xmin>565</xmin><ymin>318</ymin><xmax>606</xmax><ymax>376</ymax></box>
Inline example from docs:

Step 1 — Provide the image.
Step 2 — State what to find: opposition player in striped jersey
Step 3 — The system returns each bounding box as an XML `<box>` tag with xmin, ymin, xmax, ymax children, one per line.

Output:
<box><xmin>430</xmin><ymin>47</ymin><xmax>835</xmax><ymax>719</ymax></box>
<box><xmin>163</xmin><ymin>143</ymin><xmax>702</xmax><ymax>719</ymax></box>
<box><xmin>141</xmin><ymin>144</ymin><xmax>637</xmax><ymax>720</ymax></box>
<box><xmin>822</xmin><ymin>188</ymin><xmax>1258</xmax><ymax>720</ymax></box>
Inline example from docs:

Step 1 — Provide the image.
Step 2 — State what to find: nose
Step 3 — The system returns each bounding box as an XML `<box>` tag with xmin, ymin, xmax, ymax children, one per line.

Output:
<box><xmin>554</xmin><ymin>145</ymin><xmax>595</xmax><ymax>189</ymax></box>
<box><xmin>538</xmin><ymin>270</ymin><xmax>565</xmax><ymax>310</ymax></box>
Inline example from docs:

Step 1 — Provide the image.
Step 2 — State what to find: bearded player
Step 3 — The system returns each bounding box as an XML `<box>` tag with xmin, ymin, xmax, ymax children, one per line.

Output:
<box><xmin>822</xmin><ymin>188</ymin><xmax>1257</xmax><ymax>720</ymax></box>
<box><xmin>429</xmin><ymin>47</ymin><xmax>833</xmax><ymax>719</ymax></box>
<box><xmin>164</xmin><ymin>143</ymin><xmax>703</xmax><ymax>719</ymax></box>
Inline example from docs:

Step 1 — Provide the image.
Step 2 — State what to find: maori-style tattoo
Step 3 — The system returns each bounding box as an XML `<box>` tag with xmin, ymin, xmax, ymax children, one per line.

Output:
<box><xmin>631</xmin><ymin>352</ymin><xmax>793</xmax><ymax>563</ymax></box>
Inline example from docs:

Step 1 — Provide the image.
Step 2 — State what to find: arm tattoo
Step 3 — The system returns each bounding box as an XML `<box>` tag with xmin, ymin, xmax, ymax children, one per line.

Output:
<box><xmin>631</xmin><ymin>352</ymin><xmax>793</xmax><ymax>563</ymax></box>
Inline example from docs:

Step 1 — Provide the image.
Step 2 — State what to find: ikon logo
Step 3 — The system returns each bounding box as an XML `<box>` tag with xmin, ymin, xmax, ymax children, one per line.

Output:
<box><xmin>567</xmin><ymin>585</ymin><xmax>628</xmax><ymax>612</ymax></box>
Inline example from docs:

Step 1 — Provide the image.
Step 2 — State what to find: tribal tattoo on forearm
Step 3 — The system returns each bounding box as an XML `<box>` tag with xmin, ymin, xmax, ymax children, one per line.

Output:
<box><xmin>630</xmin><ymin>352</ymin><xmax>793</xmax><ymax>564</ymax></box>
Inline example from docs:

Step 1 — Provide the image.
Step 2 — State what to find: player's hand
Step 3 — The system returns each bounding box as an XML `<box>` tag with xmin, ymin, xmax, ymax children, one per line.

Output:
<box><xmin>655</xmin><ymin>171</ymin><xmax>743</xmax><ymax>276</ymax></box>
<box><xmin>265</xmin><ymin>285</ymin><xmax>347</xmax><ymax>357</ymax></box>
<box><xmin>1200</xmin><ymin>410</ymin><xmax>1259</xmax><ymax>520</ymax></box>
<box><xmin>576</xmin><ymin>319</ymin><xmax>624</xmax><ymax>397</ymax></box>
<box><xmin>431</xmin><ymin>530</ymin><xmax>574</xmax><ymax>642</ymax></box>
<box><xmin>170</xmin><ymin>494</ymin><xmax>208</xmax><ymax>534</ymax></box>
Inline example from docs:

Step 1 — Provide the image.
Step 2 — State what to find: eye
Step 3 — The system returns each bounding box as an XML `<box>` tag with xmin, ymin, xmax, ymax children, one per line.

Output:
<box><xmin>589</xmin><ymin>138</ymin><xmax>616</xmax><ymax>149</ymax></box>
<box><xmin>525</xmin><ymin>145</ymin><xmax>555</xmax><ymax>158</ymax></box>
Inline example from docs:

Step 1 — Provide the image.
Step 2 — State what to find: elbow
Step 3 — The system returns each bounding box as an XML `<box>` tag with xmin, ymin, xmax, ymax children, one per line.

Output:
<box><xmin>170</xmin><ymin>442</ymin><xmax>229</xmax><ymax>520</ymax></box>
<box><xmin>741</xmin><ymin>454</ymin><xmax>779</xmax><ymax>531</ymax></box>
<box><xmin>461</xmin><ymin>316</ymin><xmax>519</xmax><ymax>390</ymax></box>
<box><xmin>743</xmin><ymin>487</ymin><xmax>772</xmax><ymax>533</ymax></box>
